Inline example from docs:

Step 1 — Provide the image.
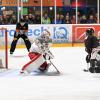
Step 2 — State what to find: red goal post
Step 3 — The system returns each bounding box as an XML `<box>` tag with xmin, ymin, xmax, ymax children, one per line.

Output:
<box><xmin>0</xmin><ymin>28</ymin><xmax>8</xmax><ymax>69</ymax></box>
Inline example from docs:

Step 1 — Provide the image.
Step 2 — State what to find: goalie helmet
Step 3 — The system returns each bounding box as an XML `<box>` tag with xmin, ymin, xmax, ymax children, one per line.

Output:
<box><xmin>41</xmin><ymin>29</ymin><xmax>51</xmax><ymax>40</ymax></box>
<box><xmin>86</xmin><ymin>28</ymin><xmax>94</xmax><ymax>36</ymax></box>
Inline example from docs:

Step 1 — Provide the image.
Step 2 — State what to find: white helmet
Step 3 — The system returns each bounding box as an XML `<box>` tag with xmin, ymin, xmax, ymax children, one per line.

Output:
<box><xmin>41</xmin><ymin>29</ymin><xmax>51</xmax><ymax>39</ymax></box>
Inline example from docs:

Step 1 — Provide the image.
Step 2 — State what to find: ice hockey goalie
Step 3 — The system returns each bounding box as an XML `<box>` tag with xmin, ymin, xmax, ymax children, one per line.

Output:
<box><xmin>20</xmin><ymin>29</ymin><xmax>54</xmax><ymax>74</ymax></box>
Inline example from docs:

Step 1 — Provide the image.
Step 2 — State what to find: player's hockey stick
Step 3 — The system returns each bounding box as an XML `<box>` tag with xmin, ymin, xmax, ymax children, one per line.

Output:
<box><xmin>49</xmin><ymin>60</ymin><xmax>60</xmax><ymax>74</ymax></box>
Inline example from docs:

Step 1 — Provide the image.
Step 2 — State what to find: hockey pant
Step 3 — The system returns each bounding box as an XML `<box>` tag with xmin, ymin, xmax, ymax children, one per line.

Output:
<box><xmin>86</xmin><ymin>54</ymin><xmax>91</xmax><ymax>63</ymax></box>
<box><xmin>10</xmin><ymin>32</ymin><xmax>31</xmax><ymax>53</ymax></box>
<box><xmin>21</xmin><ymin>52</ymin><xmax>48</xmax><ymax>73</ymax></box>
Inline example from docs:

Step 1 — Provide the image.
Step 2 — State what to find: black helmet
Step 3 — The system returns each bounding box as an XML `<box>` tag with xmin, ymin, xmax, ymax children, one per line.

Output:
<box><xmin>86</xmin><ymin>28</ymin><xmax>94</xmax><ymax>36</ymax></box>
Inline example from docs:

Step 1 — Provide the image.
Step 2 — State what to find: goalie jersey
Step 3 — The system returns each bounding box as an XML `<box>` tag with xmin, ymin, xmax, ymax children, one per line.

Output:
<box><xmin>21</xmin><ymin>30</ymin><xmax>54</xmax><ymax>73</ymax></box>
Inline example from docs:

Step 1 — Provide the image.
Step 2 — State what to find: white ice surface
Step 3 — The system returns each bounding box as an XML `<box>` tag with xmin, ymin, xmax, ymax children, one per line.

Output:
<box><xmin>0</xmin><ymin>47</ymin><xmax>100</xmax><ymax>100</ymax></box>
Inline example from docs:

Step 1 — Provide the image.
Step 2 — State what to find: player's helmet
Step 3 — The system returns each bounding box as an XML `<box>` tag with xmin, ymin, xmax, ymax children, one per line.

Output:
<box><xmin>20</xmin><ymin>18</ymin><xmax>25</xmax><ymax>23</ymax></box>
<box><xmin>20</xmin><ymin>18</ymin><xmax>25</xmax><ymax>25</ymax></box>
<box><xmin>86</xmin><ymin>28</ymin><xmax>94</xmax><ymax>36</ymax></box>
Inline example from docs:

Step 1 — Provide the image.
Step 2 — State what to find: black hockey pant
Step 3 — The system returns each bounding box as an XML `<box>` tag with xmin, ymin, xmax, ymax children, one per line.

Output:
<box><xmin>86</xmin><ymin>54</ymin><xmax>91</xmax><ymax>63</ymax></box>
<box><xmin>85</xmin><ymin>48</ymin><xmax>92</xmax><ymax>63</ymax></box>
<box><xmin>10</xmin><ymin>33</ymin><xmax>31</xmax><ymax>53</ymax></box>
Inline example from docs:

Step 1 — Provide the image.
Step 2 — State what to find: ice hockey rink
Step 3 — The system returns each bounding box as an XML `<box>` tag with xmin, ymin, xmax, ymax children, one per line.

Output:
<box><xmin>0</xmin><ymin>47</ymin><xmax>100</xmax><ymax>100</ymax></box>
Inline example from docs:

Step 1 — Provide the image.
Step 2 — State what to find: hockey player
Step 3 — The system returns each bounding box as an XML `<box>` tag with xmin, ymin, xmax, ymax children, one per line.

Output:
<box><xmin>20</xmin><ymin>30</ymin><xmax>54</xmax><ymax>74</ymax></box>
<box><xmin>10</xmin><ymin>19</ymin><xmax>31</xmax><ymax>54</ymax></box>
<box><xmin>84</xmin><ymin>28</ymin><xmax>99</xmax><ymax>72</ymax></box>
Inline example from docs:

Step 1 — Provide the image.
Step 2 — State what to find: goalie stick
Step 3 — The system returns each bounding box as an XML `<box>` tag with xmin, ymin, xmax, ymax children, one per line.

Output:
<box><xmin>49</xmin><ymin>60</ymin><xmax>61</xmax><ymax>74</ymax></box>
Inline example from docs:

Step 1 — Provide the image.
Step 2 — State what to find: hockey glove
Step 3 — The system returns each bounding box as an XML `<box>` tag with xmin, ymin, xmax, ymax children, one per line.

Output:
<box><xmin>44</xmin><ymin>50</ymin><xmax>54</xmax><ymax>60</ymax></box>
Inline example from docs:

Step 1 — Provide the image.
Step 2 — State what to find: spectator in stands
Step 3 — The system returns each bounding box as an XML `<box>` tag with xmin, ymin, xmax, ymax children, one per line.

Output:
<box><xmin>59</xmin><ymin>14</ymin><xmax>64</xmax><ymax>24</ymax></box>
<box><xmin>35</xmin><ymin>15</ymin><xmax>41</xmax><ymax>24</ymax></box>
<box><xmin>0</xmin><ymin>15</ymin><xmax>2</xmax><ymax>25</ymax></box>
<box><xmin>24</xmin><ymin>15</ymin><xmax>31</xmax><ymax>24</ymax></box>
<box><xmin>28</xmin><ymin>14</ymin><xmax>33</xmax><ymax>23</ymax></box>
<box><xmin>71</xmin><ymin>15</ymin><xmax>76</xmax><ymax>24</ymax></box>
<box><xmin>2</xmin><ymin>15</ymin><xmax>9</xmax><ymax>25</ymax></box>
<box><xmin>80</xmin><ymin>15</ymin><xmax>87</xmax><ymax>24</ymax></box>
<box><xmin>52</xmin><ymin>14</ymin><xmax>61</xmax><ymax>24</ymax></box>
<box><xmin>42</xmin><ymin>12</ymin><xmax>51</xmax><ymax>24</ymax></box>
<box><xmin>77</xmin><ymin>11</ymin><xmax>82</xmax><ymax>24</ymax></box>
<box><xmin>87</xmin><ymin>15</ymin><xmax>96</xmax><ymax>24</ymax></box>
<box><xmin>64</xmin><ymin>15</ymin><xmax>71</xmax><ymax>24</ymax></box>
<box><xmin>28</xmin><ymin>14</ymin><xmax>36</xmax><ymax>24</ymax></box>
<box><xmin>10</xmin><ymin>15</ymin><xmax>17</xmax><ymax>24</ymax></box>
<box><xmin>31</xmin><ymin>15</ymin><xmax>36</xmax><ymax>24</ymax></box>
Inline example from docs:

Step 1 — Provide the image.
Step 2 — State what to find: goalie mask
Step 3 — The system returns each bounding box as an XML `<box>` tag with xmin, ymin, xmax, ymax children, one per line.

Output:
<box><xmin>41</xmin><ymin>30</ymin><xmax>51</xmax><ymax>42</ymax></box>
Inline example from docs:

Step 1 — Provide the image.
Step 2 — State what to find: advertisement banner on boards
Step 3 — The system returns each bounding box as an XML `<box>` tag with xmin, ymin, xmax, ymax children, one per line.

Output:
<box><xmin>0</xmin><ymin>24</ymin><xmax>72</xmax><ymax>45</ymax></box>
<box><xmin>72</xmin><ymin>25</ymin><xmax>100</xmax><ymax>43</ymax></box>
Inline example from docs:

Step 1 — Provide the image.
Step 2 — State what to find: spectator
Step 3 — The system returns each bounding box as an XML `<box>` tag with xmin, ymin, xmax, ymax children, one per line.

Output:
<box><xmin>87</xmin><ymin>15</ymin><xmax>96</xmax><ymax>24</ymax></box>
<box><xmin>0</xmin><ymin>15</ymin><xmax>2</xmax><ymax>25</ymax></box>
<box><xmin>31</xmin><ymin>15</ymin><xmax>36</xmax><ymax>24</ymax></box>
<box><xmin>77</xmin><ymin>11</ymin><xmax>82</xmax><ymax>23</ymax></box>
<box><xmin>52</xmin><ymin>14</ymin><xmax>61</xmax><ymax>24</ymax></box>
<box><xmin>24</xmin><ymin>15</ymin><xmax>31</xmax><ymax>24</ymax></box>
<box><xmin>80</xmin><ymin>15</ymin><xmax>87</xmax><ymax>24</ymax></box>
<box><xmin>59</xmin><ymin>14</ymin><xmax>64</xmax><ymax>24</ymax></box>
<box><xmin>10</xmin><ymin>15</ymin><xmax>17</xmax><ymax>24</ymax></box>
<box><xmin>2</xmin><ymin>15</ymin><xmax>9</xmax><ymax>25</ymax></box>
<box><xmin>28</xmin><ymin>14</ymin><xmax>35</xmax><ymax>24</ymax></box>
<box><xmin>71</xmin><ymin>15</ymin><xmax>76</xmax><ymax>24</ymax></box>
<box><xmin>64</xmin><ymin>15</ymin><xmax>71</xmax><ymax>24</ymax></box>
<box><xmin>42</xmin><ymin>12</ymin><xmax>51</xmax><ymax>24</ymax></box>
<box><xmin>35</xmin><ymin>15</ymin><xmax>41</xmax><ymax>24</ymax></box>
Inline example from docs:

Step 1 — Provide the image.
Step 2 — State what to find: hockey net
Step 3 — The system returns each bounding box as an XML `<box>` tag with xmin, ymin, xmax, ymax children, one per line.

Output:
<box><xmin>0</xmin><ymin>28</ymin><xmax>8</xmax><ymax>69</ymax></box>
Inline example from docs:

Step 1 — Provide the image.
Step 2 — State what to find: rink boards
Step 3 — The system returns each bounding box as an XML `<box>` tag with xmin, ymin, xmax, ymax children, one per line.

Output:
<box><xmin>0</xmin><ymin>24</ymin><xmax>100</xmax><ymax>48</ymax></box>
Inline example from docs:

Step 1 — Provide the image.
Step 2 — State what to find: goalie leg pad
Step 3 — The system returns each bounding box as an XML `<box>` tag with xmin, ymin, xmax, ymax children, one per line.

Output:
<box><xmin>21</xmin><ymin>53</ymin><xmax>45</xmax><ymax>73</ymax></box>
<box><xmin>28</xmin><ymin>52</ymin><xmax>39</xmax><ymax>60</ymax></box>
<box><xmin>38</xmin><ymin>61</ymin><xmax>48</xmax><ymax>72</ymax></box>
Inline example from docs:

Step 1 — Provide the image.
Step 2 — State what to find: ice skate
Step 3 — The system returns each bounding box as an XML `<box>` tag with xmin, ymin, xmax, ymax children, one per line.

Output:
<box><xmin>83</xmin><ymin>63</ymin><xmax>89</xmax><ymax>72</ymax></box>
<box><xmin>83</xmin><ymin>68</ymin><xmax>89</xmax><ymax>72</ymax></box>
<box><xmin>10</xmin><ymin>52</ymin><xmax>13</xmax><ymax>54</ymax></box>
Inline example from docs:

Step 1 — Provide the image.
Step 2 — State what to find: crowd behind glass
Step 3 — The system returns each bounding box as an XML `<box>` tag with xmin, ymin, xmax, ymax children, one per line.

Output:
<box><xmin>0</xmin><ymin>7</ymin><xmax>99</xmax><ymax>24</ymax></box>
